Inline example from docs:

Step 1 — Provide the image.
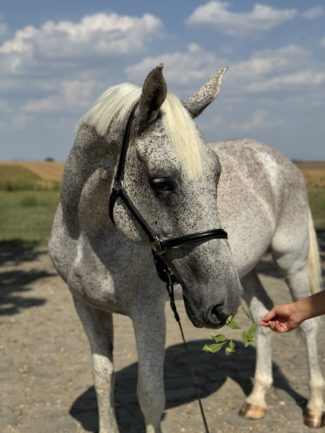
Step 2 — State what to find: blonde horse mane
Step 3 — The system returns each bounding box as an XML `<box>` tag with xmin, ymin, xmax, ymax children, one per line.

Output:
<box><xmin>79</xmin><ymin>83</ymin><xmax>204</xmax><ymax>179</ymax></box>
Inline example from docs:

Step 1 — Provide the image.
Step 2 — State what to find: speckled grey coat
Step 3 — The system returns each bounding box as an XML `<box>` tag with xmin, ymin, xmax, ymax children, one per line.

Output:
<box><xmin>49</xmin><ymin>66</ymin><xmax>324</xmax><ymax>433</ymax></box>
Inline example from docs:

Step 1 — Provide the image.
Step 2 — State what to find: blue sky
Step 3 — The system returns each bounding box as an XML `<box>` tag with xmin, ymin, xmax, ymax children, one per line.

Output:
<box><xmin>0</xmin><ymin>0</ymin><xmax>324</xmax><ymax>161</ymax></box>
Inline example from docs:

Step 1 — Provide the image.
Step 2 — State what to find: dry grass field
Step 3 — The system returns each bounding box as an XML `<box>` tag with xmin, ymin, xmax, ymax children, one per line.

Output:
<box><xmin>0</xmin><ymin>161</ymin><xmax>64</xmax><ymax>182</ymax></box>
<box><xmin>294</xmin><ymin>161</ymin><xmax>325</xmax><ymax>188</ymax></box>
<box><xmin>15</xmin><ymin>161</ymin><xmax>64</xmax><ymax>181</ymax></box>
<box><xmin>0</xmin><ymin>162</ymin><xmax>63</xmax><ymax>191</ymax></box>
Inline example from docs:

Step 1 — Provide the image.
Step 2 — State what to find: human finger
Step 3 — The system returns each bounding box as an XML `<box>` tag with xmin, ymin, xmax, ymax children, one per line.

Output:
<box><xmin>261</xmin><ymin>308</ymin><xmax>277</xmax><ymax>322</ymax></box>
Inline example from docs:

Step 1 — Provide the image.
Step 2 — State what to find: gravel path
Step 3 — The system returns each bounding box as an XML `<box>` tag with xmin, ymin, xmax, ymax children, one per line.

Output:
<box><xmin>1</xmin><ymin>234</ymin><xmax>325</xmax><ymax>433</ymax></box>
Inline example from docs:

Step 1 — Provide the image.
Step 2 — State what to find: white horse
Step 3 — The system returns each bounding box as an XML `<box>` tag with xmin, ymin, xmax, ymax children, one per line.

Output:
<box><xmin>49</xmin><ymin>65</ymin><xmax>324</xmax><ymax>433</ymax></box>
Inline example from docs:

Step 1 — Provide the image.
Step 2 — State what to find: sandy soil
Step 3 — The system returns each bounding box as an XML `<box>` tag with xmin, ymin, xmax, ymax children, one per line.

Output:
<box><xmin>1</xmin><ymin>234</ymin><xmax>325</xmax><ymax>433</ymax></box>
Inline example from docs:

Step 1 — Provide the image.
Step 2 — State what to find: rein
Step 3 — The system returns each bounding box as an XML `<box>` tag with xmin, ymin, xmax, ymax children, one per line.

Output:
<box><xmin>109</xmin><ymin>102</ymin><xmax>228</xmax><ymax>433</ymax></box>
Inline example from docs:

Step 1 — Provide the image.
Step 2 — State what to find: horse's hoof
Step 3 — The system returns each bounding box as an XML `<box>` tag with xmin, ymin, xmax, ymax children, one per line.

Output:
<box><xmin>304</xmin><ymin>409</ymin><xmax>324</xmax><ymax>428</ymax></box>
<box><xmin>239</xmin><ymin>402</ymin><xmax>267</xmax><ymax>420</ymax></box>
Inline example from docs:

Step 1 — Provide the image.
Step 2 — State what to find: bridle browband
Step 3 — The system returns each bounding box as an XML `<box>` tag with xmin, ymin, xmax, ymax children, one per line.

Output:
<box><xmin>108</xmin><ymin>102</ymin><xmax>228</xmax><ymax>284</ymax></box>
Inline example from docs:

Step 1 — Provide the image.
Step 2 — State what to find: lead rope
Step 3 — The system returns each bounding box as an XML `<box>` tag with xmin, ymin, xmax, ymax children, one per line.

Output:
<box><xmin>166</xmin><ymin>275</ymin><xmax>211</xmax><ymax>433</ymax></box>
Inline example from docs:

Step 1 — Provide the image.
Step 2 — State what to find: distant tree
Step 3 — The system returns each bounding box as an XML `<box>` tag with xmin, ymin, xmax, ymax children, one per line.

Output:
<box><xmin>45</xmin><ymin>157</ymin><xmax>55</xmax><ymax>162</ymax></box>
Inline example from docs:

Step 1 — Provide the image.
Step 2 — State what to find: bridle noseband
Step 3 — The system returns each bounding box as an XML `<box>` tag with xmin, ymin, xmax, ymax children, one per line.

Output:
<box><xmin>108</xmin><ymin>102</ymin><xmax>228</xmax><ymax>284</ymax></box>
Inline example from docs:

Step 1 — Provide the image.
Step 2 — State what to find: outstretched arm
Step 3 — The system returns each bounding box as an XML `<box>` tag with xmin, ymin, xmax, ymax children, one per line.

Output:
<box><xmin>259</xmin><ymin>290</ymin><xmax>325</xmax><ymax>333</ymax></box>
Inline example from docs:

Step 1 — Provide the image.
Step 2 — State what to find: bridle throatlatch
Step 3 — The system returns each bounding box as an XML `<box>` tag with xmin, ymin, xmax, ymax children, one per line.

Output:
<box><xmin>109</xmin><ymin>102</ymin><xmax>228</xmax><ymax>433</ymax></box>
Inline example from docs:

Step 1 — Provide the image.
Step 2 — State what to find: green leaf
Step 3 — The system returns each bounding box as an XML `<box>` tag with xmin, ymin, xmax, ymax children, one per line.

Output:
<box><xmin>202</xmin><ymin>340</ymin><xmax>228</xmax><ymax>353</ymax></box>
<box><xmin>225</xmin><ymin>340</ymin><xmax>236</xmax><ymax>356</ymax></box>
<box><xmin>226</xmin><ymin>319</ymin><xmax>241</xmax><ymax>330</ymax></box>
<box><xmin>226</xmin><ymin>314</ymin><xmax>234</xmax><ymax>324</ymax></box>
<box><xmin>212</xmin><ymin>334</ymin><xmax>229</xmax><ymax>343</ymax></box>
<box><xmin>242</xmin><ymin>323</ymin><xmax>257</xmax><ymax>347</ymax></box>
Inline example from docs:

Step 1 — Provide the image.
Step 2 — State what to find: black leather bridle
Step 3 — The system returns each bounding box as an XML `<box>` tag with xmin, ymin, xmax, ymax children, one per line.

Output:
<box><xmin>108</xmin><ymin>102</ymin><xmax>228</xmax><ymax>285</ymax></box>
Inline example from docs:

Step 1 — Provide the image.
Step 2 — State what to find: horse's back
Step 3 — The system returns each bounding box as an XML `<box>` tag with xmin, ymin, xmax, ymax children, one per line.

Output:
<box><xmin>209</xmin><ymin>139</ymin><xmax>308</xmax><ymax>276</ymax></box>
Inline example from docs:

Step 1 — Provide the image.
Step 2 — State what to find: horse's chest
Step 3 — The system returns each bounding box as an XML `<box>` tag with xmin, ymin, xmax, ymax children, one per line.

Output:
<box><xmin>67</xmin><ymin>249</ymin><xmax>118</xmax><ymax>310</ymax></box>
<box><xmin>66</xmin><ymin>238</ymin><xmax>150</xmax><ymax>313</ymax></box>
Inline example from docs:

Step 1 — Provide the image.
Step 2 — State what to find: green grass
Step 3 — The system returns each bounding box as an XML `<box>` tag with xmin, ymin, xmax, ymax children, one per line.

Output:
<box><xmin>0</xmin><ymin>191</ymin><xmax>60</xmax><ymax>245</ymax></box>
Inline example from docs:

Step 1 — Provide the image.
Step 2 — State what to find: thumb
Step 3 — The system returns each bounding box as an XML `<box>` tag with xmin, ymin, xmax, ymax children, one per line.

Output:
<box><xmin>260</xmin><ymin>308</ymin><xmax>277</xmax><ymax>323</ymax></box>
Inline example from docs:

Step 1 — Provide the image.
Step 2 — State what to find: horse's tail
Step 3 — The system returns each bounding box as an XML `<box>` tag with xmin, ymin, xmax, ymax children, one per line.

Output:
<box><xmin>308</xmin><ymin>209</ymin><xmax>322</xmax><ymax>294</ymax></box>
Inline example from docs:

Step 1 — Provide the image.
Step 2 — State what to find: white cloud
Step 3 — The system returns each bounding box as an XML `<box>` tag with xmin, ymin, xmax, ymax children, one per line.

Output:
<box><xmin>321</xmin><ymin>37</ymin><xmax>325</xmax><ymax>47</ymax></box>
<box><xmin>0</xmin><ymin>12</ymin><xmax>163</xmax><ymax>124</ymax></box>
<box><xmin>247</xmin><ymin>70</ymin><xmax>325</xmax><ymax>93</ymax></box>
<box><xmin>231</xmin><ymin>109</ymin><xmax>283</xmax><ymax>132</ymax></box>
<box><xmin>229</xmin><ymin>45</ymin><xmax>306</xmax><ymax>80</ymax></box>
<box><xmin>126</xmin><ymin>44</ymin><xmax>226</xmax><ymax>86</ymax></box>
<box><xmin>224</xmin><ymin>45</ymin><xmax>325</xmax><ymax>96</ymax></box>
<box><xmin>0</xmin><ymin>12</ymin><xmax>163</xmax><ymax>99</ymax></box>
<box><xmin>186</xmin><ymin>1</ymin><xmax>297</xmax><ymax>36</ymax></box>
<box><xmin>23</xmin><ymin>79</ymin><xmax>97</xmax><ymax>113</ymax></box>
<box><xmin>0</xmin><ymin>13</ymin><xmax>162</xmax><ymax>58</ymax></box>
<box><xmin>302</xmin><ymin>6</ymin><xmax>324</xmax><ymax>19</ymax></box>
<box><xmin>127</xmin><ymin>43</ymin><xmax>320</xmax><ymax>96</ymax></box>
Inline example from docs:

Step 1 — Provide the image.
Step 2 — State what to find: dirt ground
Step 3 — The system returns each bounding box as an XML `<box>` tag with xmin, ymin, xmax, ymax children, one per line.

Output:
<box><xmin>1</xmin><ymin>234</ymin><xmax>325</xmax><ymax>433</ymax></box>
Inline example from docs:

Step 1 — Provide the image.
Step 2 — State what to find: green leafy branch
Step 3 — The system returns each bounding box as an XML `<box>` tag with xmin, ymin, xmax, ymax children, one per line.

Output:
<box><xmin>202</xmin><ymin>304</ymin><xmax>257</xmax><ymax>356</ymax></box>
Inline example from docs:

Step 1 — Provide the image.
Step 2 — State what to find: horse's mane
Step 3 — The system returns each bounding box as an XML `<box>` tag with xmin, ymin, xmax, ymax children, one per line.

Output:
<box><xmin>79</xmin><ymin>83</ymin><xmax>204</xmax><ymax>179</ymax></box>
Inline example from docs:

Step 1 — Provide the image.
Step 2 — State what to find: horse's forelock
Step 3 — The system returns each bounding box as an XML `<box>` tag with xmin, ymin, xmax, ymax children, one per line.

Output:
<box><xmin>162</xmin><ymin>93</ymin><xmax>204</xmax><ymax>180</ymax></box>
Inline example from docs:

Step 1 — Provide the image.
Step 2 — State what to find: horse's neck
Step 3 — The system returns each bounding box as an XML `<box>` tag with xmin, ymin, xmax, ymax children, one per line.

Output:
<box><xmin>78</xmin><ymin>167</ymin><xmax>113</xmax><ymax>239</ymax></box>
<box><xmin>61</xmin><ymin>124</ymin><xmax>117</xmax><ymax>240</ymax></box>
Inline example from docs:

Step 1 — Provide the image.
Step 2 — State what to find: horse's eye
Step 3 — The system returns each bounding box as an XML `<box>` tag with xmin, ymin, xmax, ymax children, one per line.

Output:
<box><xmin>149</xmin><ymin>177</ymin><xmax>175</xmax><ymax>193</ymax></box>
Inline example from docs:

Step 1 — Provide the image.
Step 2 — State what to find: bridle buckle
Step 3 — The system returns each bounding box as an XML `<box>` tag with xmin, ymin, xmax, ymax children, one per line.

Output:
<box><xmin>152</xmin><ymin>238</ymin><xmax>166</xmax><ymax>256</ymax></box>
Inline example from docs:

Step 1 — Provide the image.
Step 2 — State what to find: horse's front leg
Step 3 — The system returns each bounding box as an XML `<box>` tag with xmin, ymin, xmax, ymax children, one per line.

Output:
<box><xmin>239</xmin><ymin>271</ymin><xmax>273</xmax><ymax>420</ymax></box>
<box><xmin>73</xmin><ymin>296</ymin><xmax>118</xmax><ymax>433</ymax></box>
<box><xmin>132</xmin><ymin>297</ymin><xmax>166</xmax><ymax>433</ymax></box>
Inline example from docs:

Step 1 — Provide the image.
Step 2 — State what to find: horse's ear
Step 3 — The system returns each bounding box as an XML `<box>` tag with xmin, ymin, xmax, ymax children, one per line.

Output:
<box><xmin>183</xmin><ymin>68</ymin><xmax>228</xmax><ymax>118</ymax></box>
<box><xmin>137</xmin><ymin>63</ymin><xmax>167</xmax><ymax>133</ymax></box>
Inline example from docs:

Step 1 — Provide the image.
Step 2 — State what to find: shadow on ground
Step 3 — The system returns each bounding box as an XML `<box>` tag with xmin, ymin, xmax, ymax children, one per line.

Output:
<box><xmin>0</xmin><ymin>240</ymin><xmax>54</xmax><ymax>315</ymax></box>
<box><xmin>0</xmin><ymin>239</ymin><xmax>44</xmax><ymax>265</ymax></box>
<box><xmin>0</xmin><ymin>269</ymin><xmax>51</xmax><ymax>315</ymax></box>
<box><xmin>70</xmin><ymin>340</ymin><xmax>306</xmax><ymax>433</ymax></box>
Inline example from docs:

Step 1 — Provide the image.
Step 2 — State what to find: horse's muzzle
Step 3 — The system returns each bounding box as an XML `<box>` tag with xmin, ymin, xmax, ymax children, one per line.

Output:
<box><xmin>183</xmin><ymin>296</ymin><xmax>230</xmax><ymax>329</ymax></box>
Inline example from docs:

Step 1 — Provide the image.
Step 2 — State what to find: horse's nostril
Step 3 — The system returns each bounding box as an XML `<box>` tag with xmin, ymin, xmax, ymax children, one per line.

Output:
<box><xmin>210</xmin><ymin>304</ymin><xmax>222</xmax><ymax>316</ymax></box>
<box><xmin>208</xmin><ymin>304</ymin><xmax>227</xmax><ymax>325</ymax></box>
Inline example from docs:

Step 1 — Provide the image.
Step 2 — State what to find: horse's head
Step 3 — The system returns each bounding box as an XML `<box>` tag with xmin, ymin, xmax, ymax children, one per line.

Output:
<box><xmin>76</xmin><ymin>65</ymin><xmax>242</xmax><ymax>328</ymax></box>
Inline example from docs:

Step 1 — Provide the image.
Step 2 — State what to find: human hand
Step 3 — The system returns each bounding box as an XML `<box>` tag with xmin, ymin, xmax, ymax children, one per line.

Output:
<box><xmin>259</xmin><ymin>303</ymin><xmax>304</xmax><ymax>333</ymax></box>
